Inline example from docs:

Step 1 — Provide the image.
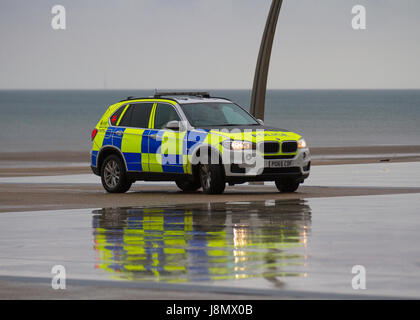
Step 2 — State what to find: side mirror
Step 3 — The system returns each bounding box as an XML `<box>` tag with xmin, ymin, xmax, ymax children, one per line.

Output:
<box><xmin>165</xmin><ymin>120</ymin><xmax>180</xmax><ymax>130</ymax></box>
<box><xmin>257</xmin><ymin>119</ymin><xmax>264</xmax><ymax>125</ymax></box>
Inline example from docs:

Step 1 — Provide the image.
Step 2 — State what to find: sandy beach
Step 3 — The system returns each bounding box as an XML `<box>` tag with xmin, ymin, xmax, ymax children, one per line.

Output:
<box><xmin>1</xmin><ymin>145</ymin><xmax>420</xmax><ymax>177</ymax></box>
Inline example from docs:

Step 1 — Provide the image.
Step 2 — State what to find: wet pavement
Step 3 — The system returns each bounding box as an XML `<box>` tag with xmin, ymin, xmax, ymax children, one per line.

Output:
<box><xmin>2</xmin><ymin>161</ymin><xmax>420</xmax><ymax>188</ymax></box>
<box><xmin>1</xmin><ymin>193</ymin><xmax>420</xmax><ymax>298</ymax></box>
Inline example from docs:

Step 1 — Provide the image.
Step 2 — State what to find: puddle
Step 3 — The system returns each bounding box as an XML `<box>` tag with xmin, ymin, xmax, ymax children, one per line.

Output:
<box><xmin>92</xmin><ymin>200</ymin><xmax>311</xmax><ymax>283</ymax></box>
<box><xmin>1</xmin><ymin>193</ymin><xmax>420</xmax><ymax>297</ymax></box>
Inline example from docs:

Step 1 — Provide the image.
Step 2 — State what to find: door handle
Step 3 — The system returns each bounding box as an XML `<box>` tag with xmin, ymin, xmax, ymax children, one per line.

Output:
<box><xmin>150</xmin><ymin>134</ymin><xmax>158</xmax><ymax>139</ymax></box>
<box><xmin>115</xmin><ymin>131</ymin><xmax>123</xmax><ymax>136</ymax></box>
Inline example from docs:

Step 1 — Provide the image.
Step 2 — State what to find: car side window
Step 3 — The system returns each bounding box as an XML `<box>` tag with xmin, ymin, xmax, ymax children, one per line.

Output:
<box><xmin>118</xmin><ymin>103</ymin><xmax>154</xmax><ymax>128</ymax></box>
<box><xmin>118</xmin><ymin>105</ymin><xmax>133</xmax><ymax>127</ymax></box>
<box><xmin>109</xmin><ymin>106</ymin><xmax>125</xmax><ymax>126</ymax></box>
<box><xmin>154</xmin><ymin>103</ymin><xmax>181</xmax><ymax>129</ymax></box>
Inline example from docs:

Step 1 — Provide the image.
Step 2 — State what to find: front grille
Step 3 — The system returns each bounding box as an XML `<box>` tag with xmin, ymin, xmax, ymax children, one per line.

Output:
<box><xmin>262</xmin><ymin>167</ymin><xmax>300</xmax><ymax>174</ymax></box>
<box><xmin>259</xmin><ymin>142</ymin><xmax>279</xmax><ymax>154</ymax></box>
<box><xmin>264</xmin><ymin>155</ymin><xmax>295</xmax><ymax>159</ymax></box>
<box><xmin>281</xmin><ymin>141</ymin><xmax>298</xmax><ymax>153</ymax></box>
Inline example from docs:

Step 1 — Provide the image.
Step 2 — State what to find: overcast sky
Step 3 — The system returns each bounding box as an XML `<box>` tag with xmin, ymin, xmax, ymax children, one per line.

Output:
<box><xmin>0</xmin><ymin>0</ymin><xmax>419</xmax><ymax>89</ymax></box>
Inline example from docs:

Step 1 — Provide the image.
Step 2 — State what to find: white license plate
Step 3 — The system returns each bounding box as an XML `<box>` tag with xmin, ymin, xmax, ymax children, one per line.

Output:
<box><xmin>268</xmin><ymin>160</ymin><xmax>292</xmax><ymax>168</ymax></box>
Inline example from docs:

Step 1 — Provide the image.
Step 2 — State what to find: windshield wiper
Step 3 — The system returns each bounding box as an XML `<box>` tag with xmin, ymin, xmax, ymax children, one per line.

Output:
<box><xmin>216</xmin><ymin>124</ymin><xmax>258</xmax><ymax>126</ymax></box>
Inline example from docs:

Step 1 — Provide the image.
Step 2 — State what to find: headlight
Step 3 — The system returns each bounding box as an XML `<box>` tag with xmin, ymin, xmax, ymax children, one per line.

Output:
<box><xmin>222</xmin><ymin>140</ymin><xmax>254</xmax><ymax>151</ymax></box>
<box><xmin>297</xmin><ymin>139</ymin><xmax>307</xmax><ymax>149</ymax></box>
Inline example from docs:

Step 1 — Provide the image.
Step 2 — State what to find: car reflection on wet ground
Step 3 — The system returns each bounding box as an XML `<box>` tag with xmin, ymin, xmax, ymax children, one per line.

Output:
<box><xmin>92</xmin><ymin>200</ymin><xmax>311</xmax><ymax>284</ymax></box>
<box><xmin>1</xmin><ymin>193</ymin><xmax>420</xmax><ymax>299</ymax></box>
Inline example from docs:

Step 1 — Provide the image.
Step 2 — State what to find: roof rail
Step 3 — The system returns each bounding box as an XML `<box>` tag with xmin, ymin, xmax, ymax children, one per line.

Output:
<box><xmin>154</xmin><ymin>91</ymin><xmax>211</xmax><ymax>98</ymax></box>
<box><xmin>119</xmin><ymin>96</ymin><xmax>151</xmax><ymax>102</ymax></box>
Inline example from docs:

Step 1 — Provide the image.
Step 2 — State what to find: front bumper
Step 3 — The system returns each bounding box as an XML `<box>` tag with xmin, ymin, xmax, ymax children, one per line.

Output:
<box><xmin>223</xmin><ymin>148</ymin><xmax>311</xmax><ymax>183</ymax></box>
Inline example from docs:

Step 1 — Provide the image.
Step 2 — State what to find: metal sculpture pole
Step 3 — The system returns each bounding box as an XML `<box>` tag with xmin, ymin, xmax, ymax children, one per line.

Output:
<box><xmin>250</xmin><ymin>0</ymin><xmax>283</xmax><ymax>120</ymax></box>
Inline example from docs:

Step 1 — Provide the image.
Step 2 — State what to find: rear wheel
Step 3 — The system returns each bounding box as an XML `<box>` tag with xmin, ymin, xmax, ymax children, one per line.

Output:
<box><xmin>101</xmin><ymin>155</ymin><xmax>132</xmax><ymax>193</ymax></box>
<box><xmin>199</xmin><ymin>163</ymin><xmax>225</xmax><ymax>194</ymax></box>
<box><xmin>175</xmin><ymin>179</ymin><xmax>201</xmax><ymax>192</ymax></box>
<box><xmin>275</xmin><ymin>179</ymin><xmax>300</xmax><ymax>193</ymax></box>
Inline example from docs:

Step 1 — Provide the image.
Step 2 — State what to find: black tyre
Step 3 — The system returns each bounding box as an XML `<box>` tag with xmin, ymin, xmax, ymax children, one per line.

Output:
<box><xmin>199</xmin><ymin>163</ymin><xmax>226</xmax><ymax>194</ymax></box>
<box><xmin>101</xmin><ymin>155</ymin><xmax>132</xmax><ymax>193</ymax></box>
<box><xmin>175</xmin><ymin>179</ymin><xmax>201</xmax><ymax>192</ymax></box>
<box><xmin>275</xmin><ymin>179</ymin><xmax>300</xmax><ymax>193</ymax></box>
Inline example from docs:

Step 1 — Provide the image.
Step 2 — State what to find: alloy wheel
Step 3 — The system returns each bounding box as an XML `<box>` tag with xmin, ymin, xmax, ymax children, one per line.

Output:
<box><xmin>104</xmin><ymin>159</ymin><xmax>120</xmax><ymax>188</ymax></box>
<box><xmin>199</xmin><ymin>164</ymin><xmax>211</xmax><ymax>190</ymax></box>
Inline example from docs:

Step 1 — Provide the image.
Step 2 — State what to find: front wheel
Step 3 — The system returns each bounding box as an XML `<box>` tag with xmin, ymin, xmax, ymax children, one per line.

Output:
<box><xmin>199</xmin><ymin>164</ymin><xmax>226</xmax><ymax>194</ymax></box>
<box><xmin>275</xmin><ymin>179</ymin><xmax>300</xmax><ymax>193</ymax></box>
<box><xmin>101</xmin><ymin>155</ymin><xmax>132</xmax><ymax>193</ymax></box>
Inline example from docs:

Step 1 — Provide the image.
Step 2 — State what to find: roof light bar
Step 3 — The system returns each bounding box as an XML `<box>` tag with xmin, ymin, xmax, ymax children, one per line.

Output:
<box><xmin>154</xmin><ymin>91</ymin><xmax>211</xmax><ymax>98</ymax></box>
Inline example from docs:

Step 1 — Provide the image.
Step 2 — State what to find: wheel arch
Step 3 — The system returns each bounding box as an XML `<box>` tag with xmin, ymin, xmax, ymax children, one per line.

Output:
<box><xmin>97</xmin><ymin>146</ymin><xmax>128</xmax><ymax>172</ymax></box>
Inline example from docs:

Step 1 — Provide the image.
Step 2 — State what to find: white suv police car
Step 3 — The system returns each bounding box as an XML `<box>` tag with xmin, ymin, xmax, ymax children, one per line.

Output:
<box><xmin>91</xmin><ymin>92</ymin><xmax>311</xmax><ymax>194</ymax></box>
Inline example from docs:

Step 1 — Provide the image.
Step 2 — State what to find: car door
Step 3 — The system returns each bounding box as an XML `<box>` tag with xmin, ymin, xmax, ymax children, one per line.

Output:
<box><xmin>148</xmin><ymin>102</ymin><xmax>185</xmax><ymax>173</ymax></box>
<box><xmin>116</xmin><ymin>102</ymin><xmax>154</xmax><ymax>172</ymax></box>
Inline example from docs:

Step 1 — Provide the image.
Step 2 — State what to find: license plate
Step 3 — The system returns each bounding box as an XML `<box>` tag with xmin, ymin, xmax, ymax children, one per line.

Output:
<box><xmin>268</xmin><ymin>160</ymin><xmax>292</xmax><ymax>168</ymax></box>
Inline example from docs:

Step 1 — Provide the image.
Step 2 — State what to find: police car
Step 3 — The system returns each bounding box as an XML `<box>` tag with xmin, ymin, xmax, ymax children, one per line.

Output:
<box><xmin>91</xmin><ymin>92</ymin><xmax>311</xmax><ymax>194</ymax></box>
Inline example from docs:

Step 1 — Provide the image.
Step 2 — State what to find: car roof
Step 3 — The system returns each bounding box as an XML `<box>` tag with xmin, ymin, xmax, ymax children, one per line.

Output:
<box><xmin>170</xmin><ymin>96</ymin><xmax>231</xmax><ymax>104</ymax></box>
<box><xmin>119</xmin><ymin>92</ymin><xmax>232</xmax><ymax>104</ymax></box>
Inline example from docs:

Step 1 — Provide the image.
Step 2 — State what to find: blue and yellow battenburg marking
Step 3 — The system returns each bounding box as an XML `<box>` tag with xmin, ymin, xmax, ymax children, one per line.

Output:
<box><xmin>93</xmin><ymin>127</ymin><xmax>210</xmax><ymax>174</ymax></box>
<box><xmin>91</xmin><ymin>99</ymin><xmax>211</xmax><ymax>174</ymax></box>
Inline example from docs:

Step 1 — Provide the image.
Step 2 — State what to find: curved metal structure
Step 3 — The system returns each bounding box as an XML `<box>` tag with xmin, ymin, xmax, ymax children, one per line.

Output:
<box><xmin>250</xmin><ymin>0</ymin><xmax>283</xmax><ymax>120</ymax></box>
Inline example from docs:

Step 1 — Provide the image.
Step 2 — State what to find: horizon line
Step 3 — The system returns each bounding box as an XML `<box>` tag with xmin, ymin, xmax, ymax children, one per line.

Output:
<box><xmin>1</xmin><ymin>88</ymin><xmax>420</xmax><ymax>91</ymax></box>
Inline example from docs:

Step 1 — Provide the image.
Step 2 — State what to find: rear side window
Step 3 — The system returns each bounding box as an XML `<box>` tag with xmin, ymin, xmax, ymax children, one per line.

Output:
<box><xmin>109</xmin><ymin>106</ymin><xmax>125</xmax><ymax>126</ymax></box>
<box><xmin>118</xmin><ymin>105</ymin><xmax>132</xmax><ymax>127</ymax></box>
<box><xmin>118</xmin><ymin>103</ymin><xmax>153</xmax><ymax>128</ymax></box>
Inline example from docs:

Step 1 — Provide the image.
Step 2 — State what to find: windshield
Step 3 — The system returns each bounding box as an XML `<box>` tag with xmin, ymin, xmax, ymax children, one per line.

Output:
<box><xmin>181</xmin><ymin>102</ymin><xmax>259</xmax><ymax>127</ymax></box>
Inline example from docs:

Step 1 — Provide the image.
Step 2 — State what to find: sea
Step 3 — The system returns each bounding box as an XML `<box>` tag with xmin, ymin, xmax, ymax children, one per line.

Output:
<box><xmin>1</xmin><ymin>89</ymin><xmax>419</xmax><ymax>152</ymax></box>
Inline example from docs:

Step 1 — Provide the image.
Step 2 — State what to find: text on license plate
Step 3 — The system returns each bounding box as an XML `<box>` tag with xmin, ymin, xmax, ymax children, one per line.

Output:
<box><xmin>268</xmin><ymin>160</ymin><xmax>292</xmax><ymax>168</ymax></box>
